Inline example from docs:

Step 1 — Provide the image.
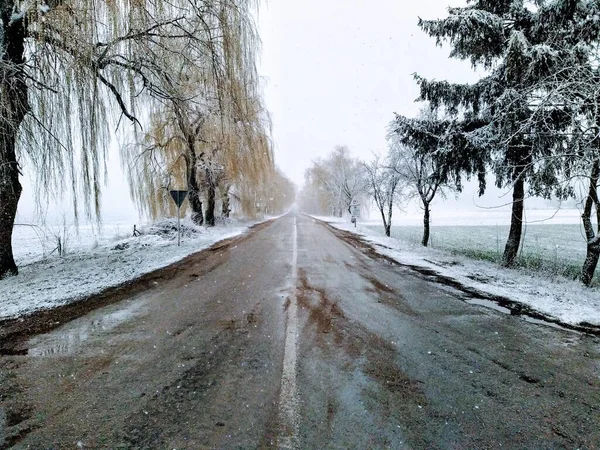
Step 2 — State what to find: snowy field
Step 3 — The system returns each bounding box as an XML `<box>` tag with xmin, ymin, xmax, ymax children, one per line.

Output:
<box><xmin>389</xmin><ymin>207</ymin><xmax>586</xmax><ymax>227</ymax></box>
<box><xmin>1</xmin><ymin>217</ymin><xmax>267</xmax><ymax>320</ymax></box>
<box><xmin>12</xmin><ymin>220</ymin><xmax>136</xmax><ymax>267</ymax></box>
<box><xmin>354</xmin><ymin>208</ymin><xmax>594</xmax><ymax>278</ymax></box>
<box><xmin>365</xmin><ymin>223</ymin><xmax>589</xmax><ymax>278</ymax></box>
<box><xmin>312</xmin><ymin>212</ymin><xmax>600</xmax><ymax>328</ymax></box>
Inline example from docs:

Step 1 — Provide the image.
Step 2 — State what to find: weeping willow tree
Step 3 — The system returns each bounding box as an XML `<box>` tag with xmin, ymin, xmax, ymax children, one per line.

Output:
<box><xmin>1</xmin><ymin>0</ymin><xmax>216</xmax><ymax>277</ymax></box>
<box><xmin>123</xmin><ymin>0</ymin><xmax>276</xmax><ymax>226</ymax></box>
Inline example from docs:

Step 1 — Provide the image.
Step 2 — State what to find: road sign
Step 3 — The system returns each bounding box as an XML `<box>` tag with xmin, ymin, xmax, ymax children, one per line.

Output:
<box><xmin>169</xmin><ymin>190</ymin><xmax>188</xmax><ymax>246</ymax></box>
<box><xmin>169</xmin><ymin>190</ymin><xmax>188</xmax><ymax>208</ymax></box>
<box><xmin>350</xmin><ymin>198</ymin><xmax>360</xmax><ymax>206</ymax></box>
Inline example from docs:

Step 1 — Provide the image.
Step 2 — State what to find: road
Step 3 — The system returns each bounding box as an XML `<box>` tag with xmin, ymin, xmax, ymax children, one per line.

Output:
<box><xmin>1</xmin><ymin>212</ymin><xmax>599</xmax><ymax>449</ymax></box>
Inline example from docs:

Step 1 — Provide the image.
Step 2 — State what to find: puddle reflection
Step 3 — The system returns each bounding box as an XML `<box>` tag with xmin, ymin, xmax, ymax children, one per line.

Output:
<box><xmin>28</xmin><ymin>300</ymin><xmax>145</xmax><ymax>357</ymax></box>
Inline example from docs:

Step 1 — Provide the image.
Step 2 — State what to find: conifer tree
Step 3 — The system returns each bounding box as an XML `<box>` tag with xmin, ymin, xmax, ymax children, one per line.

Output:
<box><xmin>412</xmin><ymin>0</ymin><xmax>575</xmax><ymax>267</ymax></box>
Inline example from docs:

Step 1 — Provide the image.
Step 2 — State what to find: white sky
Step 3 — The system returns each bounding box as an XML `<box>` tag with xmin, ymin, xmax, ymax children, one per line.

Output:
<box><xmin>258</xmin><ymin>0</ymin><xmax>477</xmax><ymax>187</ymax></box>
<box><xmin>17</xmin><ymin>0</ymin><xmax>569</xmax><ymax>225</ymax></box>
<box><xmin>256</xmin><ymin>0</ymin><xmax>567</xmax><ymax>215</ymax></box>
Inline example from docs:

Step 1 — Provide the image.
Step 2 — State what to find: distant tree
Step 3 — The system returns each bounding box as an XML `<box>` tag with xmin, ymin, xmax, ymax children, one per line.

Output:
<box><xmin>388</xmin><ymin>112</ymin><xmax>455</xmax><ymax>247</ymax></box>
<box><xmin>257</xmin><ymin>168</ymin><xmax>296</xmax><ymax>215</ymax></box>
<box><xmin>323</xmin><ymin>146</ymin><xmax>368</xmax><ymax>215</ymax></box>
<box><xmin>363</xmin><ymin>155</ymin><xmax>403</xmax><ymax>237</ymax></box>
<box><xmin>299</xmin><ymin>165</ymin><xmax>333</xmax><ymax>215</ymax></box>
<box><xmin>300</xmin><ymin>146</ymin><xmax>367</xmax><ymax>216</ymax></box>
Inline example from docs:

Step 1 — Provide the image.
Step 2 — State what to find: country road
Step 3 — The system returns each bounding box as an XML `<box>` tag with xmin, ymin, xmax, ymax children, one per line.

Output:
<box><xmin>1</xmin><ymin>212</ymin><xmax>599</xmax><ymax>449</ymax></box>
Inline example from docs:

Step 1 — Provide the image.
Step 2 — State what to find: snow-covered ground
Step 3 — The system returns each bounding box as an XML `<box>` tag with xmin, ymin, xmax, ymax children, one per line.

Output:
<box><xmin>311</xmin><ymin>215</ymin><xmax>600</xmax><ymax>328</ymax></box>
<box><xmin>1</xmin><ymin>217</ymin><xmax>269</xmax><ymax>320</ymax></box>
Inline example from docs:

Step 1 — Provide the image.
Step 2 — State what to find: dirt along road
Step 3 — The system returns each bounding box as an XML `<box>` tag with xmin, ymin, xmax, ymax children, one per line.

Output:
<box><xmin>1</xmin><ymin>212</ymin><xmax>599</xmax><ymax>449</ymax></box>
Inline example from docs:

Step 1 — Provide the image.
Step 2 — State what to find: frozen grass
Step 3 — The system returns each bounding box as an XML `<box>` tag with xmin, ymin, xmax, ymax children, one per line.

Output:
<box><xmin>363</xmin><ymin>223</ymin><xmax>592</xmax><ymax>281</ymax></box>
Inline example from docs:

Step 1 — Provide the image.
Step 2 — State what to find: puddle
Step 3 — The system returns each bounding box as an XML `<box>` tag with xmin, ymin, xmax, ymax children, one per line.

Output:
<box><xmin>28</xmin><ymin>300</ymin><xmax>145</xmax><ymax>357</ymax></box>
<box><xmin>521</xmin><ymin>316</ymin><xmax>566</xmax><ymax>331</ymax></box>
<box><xmin>465</xmin><ymin>298</ymin><xmax>512</xmax><ymax>315</ymax></box>
<box><xmin>465</xmin><ymin>298</ymin><xmax>576</xmax><ymax>333</ymax></box>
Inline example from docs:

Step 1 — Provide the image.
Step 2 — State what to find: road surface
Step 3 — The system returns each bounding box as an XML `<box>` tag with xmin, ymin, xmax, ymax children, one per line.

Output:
<box><xmin>1</xmin><ymin>213</ymin><xmax>599</xmax><ymax>449</ymax></box>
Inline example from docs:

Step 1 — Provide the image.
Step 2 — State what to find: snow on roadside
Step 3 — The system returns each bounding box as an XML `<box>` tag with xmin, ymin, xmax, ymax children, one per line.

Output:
<box><xmin>0</xmin><ymin>217</ymin><xmax>267</xmax><ymax>320</ymax></box>
<box><xmin>311</xmin><ymin>215</ymin><xmax>600</xmax><ymax>328</ymax></box>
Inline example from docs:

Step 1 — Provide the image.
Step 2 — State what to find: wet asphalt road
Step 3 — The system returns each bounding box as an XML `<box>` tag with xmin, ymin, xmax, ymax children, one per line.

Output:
<box><xmin>1</xmin><ymin>212</ymin><xmax>600</xmax><ymax>449</ymax></box>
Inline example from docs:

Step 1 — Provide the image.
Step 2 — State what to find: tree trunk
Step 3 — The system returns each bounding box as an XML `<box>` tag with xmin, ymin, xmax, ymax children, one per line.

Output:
<box><xmin>187</xmin><ymin>156</ymin><xmax>203</xmax><ymax>225</ymax></box>
<box><xmin>0</xmin><ymin>8</ymin><xmax>29</xmax><ymax>278</ymax></box>
<box><xmin>582</xmin><ymin>241</ymin><xmax>600</xmax><ymax>286</ymax></box>
<box><xmin>422</xmin><ymin>201</ymin><xmax>430</xmax><ymax>247</ymax></box>
<box><xmin>502</xmin><ymin>173</ymin><xmax>525</xmax><ymax>267</ymax></box>
<box><xmin>221</xmin><ymin>185</ymin><xmax>231</xmax><ymax>218</ymax></box>
<box><xmin>0</xmin><ymin>137</ymin><xmax>22</xmax><ymax>278</ymax></box>
<box><xmin>386</xmin><ymin>195</ymin><xmax>394</xmax><ymax>238</ymax></box>
<box><xmin>205</xmin><ymin>179</ymin><xmax>216</xmax><ymax>227</ymax></box>
<box><xmin>378</xmin><ymin>209</ymin><xmax>390</xmax><ymax>236</ymax></box>
<box><xmin>581</xmin><ymin>160</ymin><xmax>600</xmax><ymax>286</ymax></box>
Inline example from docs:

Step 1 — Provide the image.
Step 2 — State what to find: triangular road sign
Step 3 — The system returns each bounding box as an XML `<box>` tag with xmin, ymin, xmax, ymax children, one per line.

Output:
<box><xmin>169</xmin><ymin>190</ymin><xmax>188</xmax><ymax>208</ymax></box>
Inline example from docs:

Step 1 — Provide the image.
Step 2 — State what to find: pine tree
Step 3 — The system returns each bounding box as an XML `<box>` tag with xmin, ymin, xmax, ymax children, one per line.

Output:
<box><xmin>412</xmin><ymin>0</ymin><xmax>576</xmax><ymax>267</ymax></box>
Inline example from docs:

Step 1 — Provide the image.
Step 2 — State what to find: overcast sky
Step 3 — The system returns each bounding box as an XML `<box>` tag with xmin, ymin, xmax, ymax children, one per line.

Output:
<box><xmin>257</xmin><ymin>0</ymin><xmax>566</xmax><ymax>216</ymax></box>
<box><xmin>17</xmin><ymin>0</ymin><xmax>563</xmax><ymax>225</ymax></box>
<box><xmin>258</xmin><ymin>0</ymin><xmax>477</xmax><ymax>187</ymax></box>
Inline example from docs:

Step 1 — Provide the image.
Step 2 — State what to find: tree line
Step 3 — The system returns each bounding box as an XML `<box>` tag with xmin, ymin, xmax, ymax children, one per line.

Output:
<box><xmin>298</xmin><ymin>136</ymin><xmax>449</xmax><ymax>248</ymax></box>
<box><xmin>0</xmin><ymin>0</ymin><xmax>294</xmax><ymax>278</ymax></box>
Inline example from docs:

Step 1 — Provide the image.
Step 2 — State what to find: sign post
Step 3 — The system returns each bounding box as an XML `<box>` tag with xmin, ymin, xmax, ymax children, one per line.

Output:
<box><xmin>350</xmin><ymin>199</ymin><xmax>360</xmax><ymax>227</ymax></box>
<box><xmin>169</xmin><ymin>190</ymin><xmax>188</xmax><ymax>246</ymax></box>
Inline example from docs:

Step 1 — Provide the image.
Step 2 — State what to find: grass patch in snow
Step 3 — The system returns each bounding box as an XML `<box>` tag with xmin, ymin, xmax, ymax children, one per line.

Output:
<box><xmin>365</xmin><ymin>223</ymin><xmax>591</xmax><ymax>282</ymax></box>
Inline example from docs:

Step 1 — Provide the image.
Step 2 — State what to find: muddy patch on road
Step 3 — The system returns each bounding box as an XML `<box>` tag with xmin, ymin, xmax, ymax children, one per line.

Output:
<box><xmin>121</xmin><ymin>325</ymin><xmax>247</xmax><ymax>448</ymax></box>
<box><xmin>121</xmin><ymin>303</ymin><xmax>280</xmax><ymax>450</ymax></box>
<box><xmin>361</xmin><ymin>274</ymin><xmax>418</xmax><ymax>316</ymax></box>
<box><xmin>364</xmin><ymin>275</ymin><xmax>394</xmax><ymax>294</ymax></box>
<box><xmin>296</xmin><ymin>267</ymin><xmax>429</xmax><ymax>427</ymax></box>
<box><xmin>0</xmin><ymin>358</ymin><xmax>36</xmax><ymax>448</ymax></box>
<box><xmin>297</xmin><ymin>268</ymin><xmax>344</xmax><ymax>337</ymax></box>
<box><xmin>294</xmin><ymin>268</ymin><xmax>434</xmax><ymax>448</ymax></box>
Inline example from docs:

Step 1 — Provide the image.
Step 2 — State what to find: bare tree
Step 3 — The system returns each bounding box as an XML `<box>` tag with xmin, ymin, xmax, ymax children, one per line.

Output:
<box><xmin>363</xmin><ymin>154</ymin><xmax>403</xmax><ymax>237</ymax></box>
<box><xmin>328</xmin><ymin>146</ymin><xmax>368</xmax><ymax>214</ymax></box>
<box><xmin>300</xmin><ymin>146</ymin><xmax>367</xmax><ymax>216</ymax></box>
<box><xmin>388</xmin><ymin>139</ymin><xmax>449</xmax><ymax>247</ymax></box>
